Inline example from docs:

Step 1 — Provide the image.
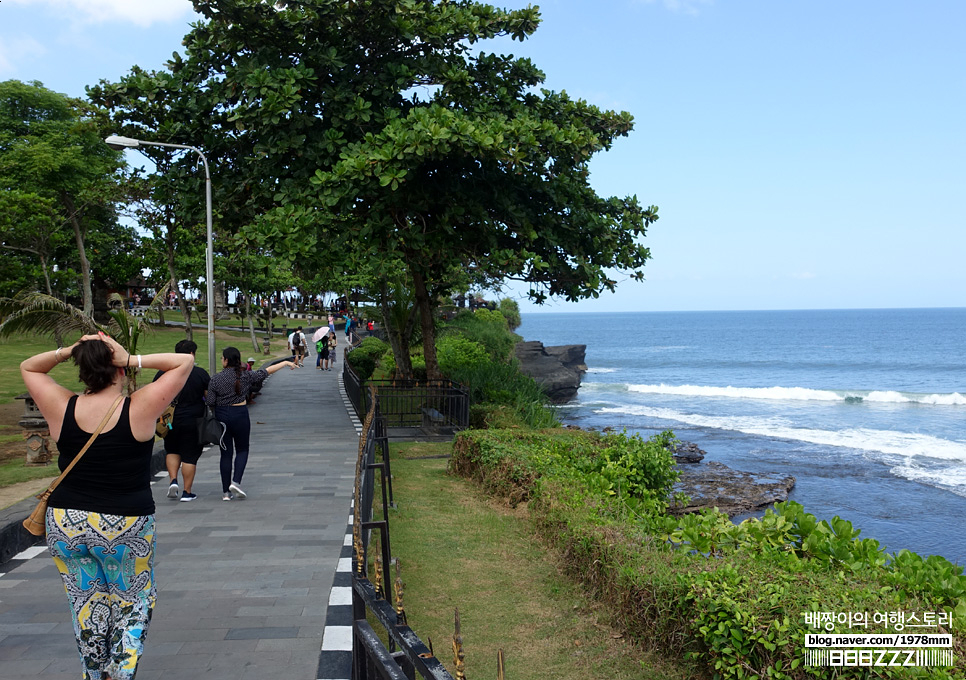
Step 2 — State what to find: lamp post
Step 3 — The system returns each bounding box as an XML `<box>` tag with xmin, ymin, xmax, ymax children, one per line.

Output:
<box><xmin>105</xmin><ymin>135</ymin><xmax>217</xmax><ymax>376</ymax></box>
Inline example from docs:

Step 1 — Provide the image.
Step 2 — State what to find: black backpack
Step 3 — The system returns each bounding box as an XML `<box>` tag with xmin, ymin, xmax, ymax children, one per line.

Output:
<box><xmin>293</xmin><ymin>332</ymin><xmax>302</xmax><ymax>347</ymax></box>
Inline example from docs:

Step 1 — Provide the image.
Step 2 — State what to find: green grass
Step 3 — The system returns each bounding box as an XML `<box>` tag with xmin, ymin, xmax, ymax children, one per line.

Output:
<box><xmin>0</xmin><ymin>458</ymin><xmax>58</xmax><ymax>487</ymax></box>
<box><xmin>375</xmin><ymin>441</ymin><xmax>696</xmax><ymax>680</ymax></box>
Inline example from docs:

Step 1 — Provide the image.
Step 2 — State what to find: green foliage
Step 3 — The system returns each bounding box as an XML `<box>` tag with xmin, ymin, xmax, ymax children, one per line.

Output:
<box><xmin>379</xmin><ymin>349</ymin><xmax>427</xmax><ymax>382</ymax></box>
<box><xmin>453</xmin><ymin>361</ymin><xmax>558</xmax><ymax>429</ymax></box>
<box><xmin>578</xmin><ymin>430</ymin><xmax>680</xmax><ymax>513</ymax></box>
<box><xmin>346</xmin><ymin>336</ymin><xmax>389</xmax><ymax>382</ymax></box>
<box><xmin>442</xmin><ymin>308</ymin><xmax>515</xmax><ymax>362</ymax></box>
<box><xmin>451</xmin><ymin>430</ymin><xmax>966</xmax><ymax>679</ymax></box>
<box><xmin>0</xmin><ymin>79</ymin><xmax>133</xmax><ymax>309</ymax></box>
<box><xmin>498</xmin><ymin>297</ymin><xmax>522</xmax><ymax>330</ymax></box>
<box><xmin>95</xmin><ymin>1</ymin><xmax>657</xmax><ymax>381</ymax></box>
<box><xmin>353</xmin><ymin>336</ymin><xmax>389</xmax><ymax>360</ymax></box>
<box><xmin>347</xmin><ymin>351</ymin><xmax>376</xmax><ymax>382</ymax></box>
<box><xmin>435</xmin><ymin>335</ymin><xmax>489</xmax><ymax>376</ymax></box>
<box><xmin>452</xmin><ymin>429</ymin><xmax>678</xmax><ymax>508</ymax></box>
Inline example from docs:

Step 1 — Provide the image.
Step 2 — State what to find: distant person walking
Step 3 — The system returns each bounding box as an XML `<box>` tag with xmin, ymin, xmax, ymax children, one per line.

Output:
<box><xmin>291</xmin><ymin>326</ymin><xmax>306</xmax><ymax>367</ymax></box>
<box><xmin>344</xmin><ymin>316</ymin><xmax>354</xmax><ymax>346</ymax></box>
<box><xmin>206</xmin><ymin>347</ymin><xmax>296</xmax><ymax>501</ymax></box>
<box><xmin>153</xmin><ymin>339</ymin><xmax>210</xmax><ymax>502</ymax></box>
<box><xmin>20</xmin><ymin>332</ymin><xmax>193</xmax><ymax>680</ymax></box>
<box><xmin>316</xmin><ymin>336</ymin><xmax>328</xmax><ymax>370</ymax></box>
<box><xmin>327</xmin><ymin>331</ymin><xmax>338</xmax><ymax>371</ymax></box>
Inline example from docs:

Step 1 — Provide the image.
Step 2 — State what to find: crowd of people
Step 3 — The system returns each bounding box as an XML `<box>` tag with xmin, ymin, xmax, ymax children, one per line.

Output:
<box><xmin>285</xmin><ymin>315</ymin><xmax>375</xmax><ymax>369</ymax></box>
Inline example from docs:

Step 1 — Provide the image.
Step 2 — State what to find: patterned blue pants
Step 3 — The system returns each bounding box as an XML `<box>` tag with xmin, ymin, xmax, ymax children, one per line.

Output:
<box><xmin>46</xmin><ymin>508</ymin><xmax>156</xmax><ymax>680</ymax></box>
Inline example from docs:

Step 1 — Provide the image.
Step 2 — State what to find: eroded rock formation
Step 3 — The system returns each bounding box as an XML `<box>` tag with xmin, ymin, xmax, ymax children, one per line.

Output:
<box><xmin>514</xmin><ymin>341</ymin><xmax>587</xmax><ymax>403</ymax></box>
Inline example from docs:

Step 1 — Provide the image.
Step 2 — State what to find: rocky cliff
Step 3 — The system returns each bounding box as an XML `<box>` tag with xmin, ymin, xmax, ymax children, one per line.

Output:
<box><xmin>514</xmin><ymin>341</ymin><xmax>587</xmax><ymax>403</ymax></box>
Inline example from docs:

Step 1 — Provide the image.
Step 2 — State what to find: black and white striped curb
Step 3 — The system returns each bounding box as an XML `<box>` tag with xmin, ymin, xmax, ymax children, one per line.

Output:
<box><xmin>338</xmin><ymin>372</ymin><xmax>363</xmax><ymax>434</ymax></box>
<box><xmin>317</xmin><ymin>505</ymin><xmax>354</xmax><ymax>680</ymax></box>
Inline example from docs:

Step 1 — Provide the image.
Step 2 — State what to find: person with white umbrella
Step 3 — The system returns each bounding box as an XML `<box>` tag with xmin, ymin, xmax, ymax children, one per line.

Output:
<box><xmin>311</xmin><ymin>326</ymin><xmax>329</xmax><ymax>370</ymax></box>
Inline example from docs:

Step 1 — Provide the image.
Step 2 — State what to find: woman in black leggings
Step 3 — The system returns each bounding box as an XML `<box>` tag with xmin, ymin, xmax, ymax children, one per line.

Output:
<box><xmin>205</xmin><ymin>347</ymin><xmax>295</xmax><ymax>500</ymax></box>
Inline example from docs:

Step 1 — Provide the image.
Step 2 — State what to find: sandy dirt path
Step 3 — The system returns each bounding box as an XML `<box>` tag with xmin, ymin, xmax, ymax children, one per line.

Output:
<box><xmin>0</xmin><ymin>476</ymin><xmax>57</xmax><ymax>511</ymax></box>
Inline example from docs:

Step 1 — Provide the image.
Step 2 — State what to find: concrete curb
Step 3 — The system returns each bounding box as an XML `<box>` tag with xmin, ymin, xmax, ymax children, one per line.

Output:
<box><xmin>0</xmin><ymin>442</ymin><xmax>167</xmax><ymax>565</ymax></box>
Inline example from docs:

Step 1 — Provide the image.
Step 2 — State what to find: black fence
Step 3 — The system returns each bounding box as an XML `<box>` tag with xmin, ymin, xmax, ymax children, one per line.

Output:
<box><xmin>342</xmin><ymin>350</ymin><xmax>470</xmax><ymax>440</ymax></box>
<box><xmin>352</xmin><ymin>389</ymin><xmax>464</xmax><ymax>680</ymax></box>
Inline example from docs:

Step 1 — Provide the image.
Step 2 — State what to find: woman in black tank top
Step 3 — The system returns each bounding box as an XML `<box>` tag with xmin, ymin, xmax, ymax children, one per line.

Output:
<box><xmin>20</xmin><ymin>332</ymin><xmax>194</xmax><ymax>680</ymax></box>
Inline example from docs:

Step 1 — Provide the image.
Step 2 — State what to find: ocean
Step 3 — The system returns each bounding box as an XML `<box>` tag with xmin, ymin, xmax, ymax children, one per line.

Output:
<box><xmin>517</xmin><ymin>308</ymin><xmax>966</xmax><ymax>564</ymax></box>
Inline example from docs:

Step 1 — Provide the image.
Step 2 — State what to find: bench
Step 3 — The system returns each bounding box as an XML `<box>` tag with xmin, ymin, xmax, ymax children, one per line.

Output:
<box><xmin>421</xmin><ymin>407</ymin><xmax>446</xmax><ymax>433</ymax></box>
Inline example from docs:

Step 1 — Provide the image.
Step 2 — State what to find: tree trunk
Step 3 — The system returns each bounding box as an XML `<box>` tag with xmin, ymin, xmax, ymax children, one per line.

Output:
<box><xmin>245</xmin><ymin>293</ymin><xmax>259</xmax><ymax>353</ymax></box>
<box><xmin>380</xmin><ymin>281</ymin><xmax>413</xmax><ymax>380</ymax></box>
<box><xmin>164</xmin><ymin>229</ymin><xmax>193</xmax><ymax>340</ymax></box>
<box><xmin>411</xmin><ymin>269</ymin><xmax>440</xmax><ymax>381</ymax></box>
<box><xmin>61</xmin><ymin>194</ymin><xmax>93</xmax><ymax>316</ymax></box>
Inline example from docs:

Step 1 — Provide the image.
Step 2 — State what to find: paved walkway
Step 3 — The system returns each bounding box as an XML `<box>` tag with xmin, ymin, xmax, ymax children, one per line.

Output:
<box><xmin>0</xmin><ymin>358</ymin><xmax>360</xmax><ymax>679</ymax></box>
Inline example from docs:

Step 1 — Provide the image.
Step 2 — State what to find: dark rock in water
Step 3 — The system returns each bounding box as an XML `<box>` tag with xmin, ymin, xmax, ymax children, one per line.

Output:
<box><xmin>671</xmin><ymin>461</ymin><xmax>795</xmax><ymax>517</ymax></box>
<box><xmin>514</xmin><ymin>341</ymin><xmax>587</xmax><ymax>403</ymax></box>
<box><xmin>543</xmin><ymin>344</ymin><xmax>587</xmax><ymax>370</ymax></box>
<box><xmin>672</xmin><ymin>441</ymin><xmax>706</xmax><ymax>464</ymax></box>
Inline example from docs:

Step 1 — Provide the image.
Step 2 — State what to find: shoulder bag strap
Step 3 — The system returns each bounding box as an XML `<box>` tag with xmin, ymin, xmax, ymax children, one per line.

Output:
<box><xmin>38</xmin><ymin>393</ymin><xmax>125</xmax><ymax>500</ymax></box>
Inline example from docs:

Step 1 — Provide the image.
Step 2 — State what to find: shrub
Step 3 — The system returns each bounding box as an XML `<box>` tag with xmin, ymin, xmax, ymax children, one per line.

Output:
<box><xmin>380</xmin><ymin>349</ymin><xmax>427</xmax><ymax>381</ymax></box>
<box><xmin>498</xmin><ymin>297</ymin><xmax>521</xmax><ymax>330</ymax></box>
<box><xmin>451</xmin><ymin>428</ymin><xmax>966</xmax><ymax>679</ymax></box>
<box><xmin>347</xmin><ymin>351</ymin><xmax>376</xmax><ymax>381</ymax></box>
<box><xmin>442</xmin><ymin>308</ymin><xmax>515</xmax><ymax>361</ymax></box>
<box><xmin>353</xmin><ymin>336</ymin><xmax>388</xmax><ymax>360</ymax></box>
<box><xmin>436</xmin><ymin>335</ymin><xmax>489</xmax><ymax>377</ymax></box>
<box><xmin>451</xmin><ymin>361</ymin><xmax>558</xmax><ymax>429</ymax></box>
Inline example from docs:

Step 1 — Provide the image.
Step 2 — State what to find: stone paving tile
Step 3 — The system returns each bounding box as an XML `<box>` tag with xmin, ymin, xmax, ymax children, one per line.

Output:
<box><xmin>0</xmin><ymin>362</ymin><xmax>357</xmax><ymax>678</ymax></box>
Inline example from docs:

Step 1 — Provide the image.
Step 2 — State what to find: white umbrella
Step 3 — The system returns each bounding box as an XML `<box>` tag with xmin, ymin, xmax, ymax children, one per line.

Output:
<box><xmin>311</xmin><ymin>327</ymin><xmax>330</xmax><ymax>342</ymax></box>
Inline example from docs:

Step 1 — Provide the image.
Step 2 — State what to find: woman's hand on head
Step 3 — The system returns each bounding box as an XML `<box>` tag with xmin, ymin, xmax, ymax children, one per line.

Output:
<box><xmin>81</xmin><ymin>332</ymin><xmax>129</xmax><ymax>367</ymax></box>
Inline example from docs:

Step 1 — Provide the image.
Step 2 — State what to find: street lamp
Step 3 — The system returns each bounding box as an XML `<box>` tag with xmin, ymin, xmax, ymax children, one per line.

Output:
<box><xmin>105</xmin><ymin>135</ymin><xmax>217</xmax><ymax>377</ymax></box>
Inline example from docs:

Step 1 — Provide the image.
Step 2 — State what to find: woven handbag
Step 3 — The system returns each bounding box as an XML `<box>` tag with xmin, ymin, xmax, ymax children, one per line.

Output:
<box><xmin>155</xmin><ymin>402</ymin><xmax>176</xmax><ymax>438</ymax></box>
<box><xmin>23</xmin><ymin>394</ymin><xmax>125</xmax><ymax>537</ymax></box>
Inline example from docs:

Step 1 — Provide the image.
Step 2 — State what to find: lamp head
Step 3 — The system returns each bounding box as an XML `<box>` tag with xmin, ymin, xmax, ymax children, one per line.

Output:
<box><xmin>104</xmin><ymin>135</ymin><xmax>141</xmax><ymax>150</ymax></box>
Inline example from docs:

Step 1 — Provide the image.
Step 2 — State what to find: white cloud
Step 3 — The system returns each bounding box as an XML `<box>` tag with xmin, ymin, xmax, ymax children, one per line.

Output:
<box><xmin>0</xmin><ymin>35</ymin><xmax>47</xmax><ymax>77</ymax></box>
<box><xmin>4</xmin><ymin>0</ymin><xmax>195</xmax><ymax>27</ymax></box>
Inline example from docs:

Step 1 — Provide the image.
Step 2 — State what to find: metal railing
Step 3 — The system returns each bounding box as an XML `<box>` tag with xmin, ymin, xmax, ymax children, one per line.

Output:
<box><xmin>342</xmin><ymin>349</ymin><xmax>469</xmax><ymax>439</ymax></box>
<box><xmin>352</xmin><ymin>388</ymin><xmax>464</xmax><ymax>680</ymax></box>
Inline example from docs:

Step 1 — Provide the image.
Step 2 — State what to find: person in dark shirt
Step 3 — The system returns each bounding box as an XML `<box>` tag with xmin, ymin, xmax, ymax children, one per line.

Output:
<box><xmin>153</xmin><ymin>340</ymin><xmax>210</xmax><ymax>502</ymax></box>
<box><xmin>206</xmin><ymin>347</ymin><xmax>295</xmax><ymax>500</ymax></box>
<box><xmin>20</xmin><ymin>332</ymin><xmax>193</xmax><ymax>680</ymax></box>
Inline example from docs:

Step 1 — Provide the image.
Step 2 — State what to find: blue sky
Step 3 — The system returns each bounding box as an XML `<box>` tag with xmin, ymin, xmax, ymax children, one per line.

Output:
<box><xmin>2</xmin><ymin>0</ymin><xmax>963</xmax><ymax>313</ymax></box>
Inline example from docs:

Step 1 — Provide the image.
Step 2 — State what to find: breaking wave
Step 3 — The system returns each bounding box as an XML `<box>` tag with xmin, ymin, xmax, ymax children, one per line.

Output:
<box><xmin>595</xmin><ymin>405</ymin><xmax>966</xmax><ymax>463</ymax></box>
<box><xmin>623</xmin><ymin>383</ymin><xmax>965</xmax><ymax>406</ymax></box>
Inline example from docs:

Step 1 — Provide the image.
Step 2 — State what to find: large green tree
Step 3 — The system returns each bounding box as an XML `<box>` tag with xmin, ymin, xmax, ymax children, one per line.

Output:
<box><xmin>0</xmin><ymin>80</ymin><xmax>136</xmax><ymax>315</ymax></box>
<box><xmin>92</xmin><ymin>1</ymin><xmax>657</xmax><ymax>379</ymax></box>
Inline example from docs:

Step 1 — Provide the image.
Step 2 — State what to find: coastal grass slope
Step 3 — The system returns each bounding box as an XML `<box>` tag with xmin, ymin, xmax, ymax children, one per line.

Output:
<box><xmin>450</xmin><ymin>428</ymin><xmax>966</xmax><ymax>679</ymax></box>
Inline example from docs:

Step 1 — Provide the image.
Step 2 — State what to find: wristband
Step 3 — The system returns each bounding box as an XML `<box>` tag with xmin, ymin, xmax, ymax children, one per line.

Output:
<box><xmin>55</xmin><ymin>347</ymin><xmax>64</xmax><ymax>362</ymax></box>
<box><xmin>138</xmin><ymin>355</ymin><xmax>142</xmax><ymax>370</ymax></box>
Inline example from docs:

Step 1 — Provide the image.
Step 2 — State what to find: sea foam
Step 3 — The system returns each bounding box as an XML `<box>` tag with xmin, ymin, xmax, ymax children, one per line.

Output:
<box><xmin>596</xmin><ymin>405</ymin><xmax>966</xmax><ymax>463</ymax></box>
<box><xmin>624</xmin><ymin>383</ymin><xmax>964</xmax><ymax>406</ymax></box>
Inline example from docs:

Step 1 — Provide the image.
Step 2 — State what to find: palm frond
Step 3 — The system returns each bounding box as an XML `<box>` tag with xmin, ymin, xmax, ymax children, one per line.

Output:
<box><xmin>0</xmin><ymin>292</ymin><xmax>101</xmax><ymax>339</ymax></box>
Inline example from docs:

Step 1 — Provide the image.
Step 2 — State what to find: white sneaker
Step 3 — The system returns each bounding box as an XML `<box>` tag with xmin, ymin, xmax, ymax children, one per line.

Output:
<box><xmin>228</xmin><ymin>482</ymin><xmax>247</xmax><ymax>499</ymax></box>
<box><xmin>167</xmin><ymin>481</ymin><xmax>179</xmax><ymax>499</ymax></box>
<box><xmin>222</xmin><ymin>492</ymin><xmax>233</xmax><ymax>501</ymax></box>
